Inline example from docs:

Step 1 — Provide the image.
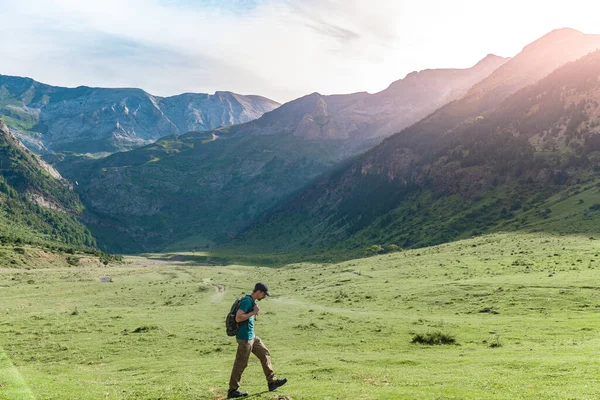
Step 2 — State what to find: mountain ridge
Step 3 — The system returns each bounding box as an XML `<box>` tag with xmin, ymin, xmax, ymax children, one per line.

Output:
<box><xmin>213</xmin><ymin>54</ymin><xmax>509</xmax><ymax>146</ymax></box>
<box><xmin>0</xmin><ymin>74</ymin><xmax>280</xmax><ymax>154</ymax></box>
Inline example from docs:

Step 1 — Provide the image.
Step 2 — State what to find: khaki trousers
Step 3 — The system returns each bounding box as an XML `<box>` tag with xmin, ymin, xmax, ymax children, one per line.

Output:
<box><xmin>229</xmin><ymin>336</ymin><xmax>275</xmax><ymax>390</ymax></box>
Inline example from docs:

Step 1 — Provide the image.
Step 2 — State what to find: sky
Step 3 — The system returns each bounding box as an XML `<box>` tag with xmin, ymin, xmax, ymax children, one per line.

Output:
<box><xmin>1</xmin><ymin>0</ymin><xmax>599</xmax><ymax>103</ymax></box>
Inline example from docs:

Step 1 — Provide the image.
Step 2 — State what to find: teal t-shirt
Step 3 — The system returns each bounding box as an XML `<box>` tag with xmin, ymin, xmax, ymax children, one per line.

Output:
<box><xmin>236</xmin><ymin>295</ymin><xmax>255</xmax><ymax>340</ymax></box>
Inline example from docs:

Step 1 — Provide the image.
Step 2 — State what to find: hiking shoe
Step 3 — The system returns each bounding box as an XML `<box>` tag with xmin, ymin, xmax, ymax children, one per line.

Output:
<box><xmin>227</xmin><ymin>389</ymin><xmax>248</xmax><ymax>398</ymax></box>
<box><xmin>268</xmin><ymin>378</ymin><xmax>288</xmax><ymax>391</ymax></box>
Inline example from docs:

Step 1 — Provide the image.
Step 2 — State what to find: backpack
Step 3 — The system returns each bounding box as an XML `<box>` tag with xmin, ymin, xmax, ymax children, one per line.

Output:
<box><xmin>225</xmin><ymin>295</ymin><xmax>253</xmax><ymax>337</ymax></box>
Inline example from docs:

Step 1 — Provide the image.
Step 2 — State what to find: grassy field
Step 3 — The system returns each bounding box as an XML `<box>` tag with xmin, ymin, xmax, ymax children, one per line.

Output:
<box><xmin>1</xmin><ymin>232</ymin><xmax>600</xmax><ymax>399</ymax></box>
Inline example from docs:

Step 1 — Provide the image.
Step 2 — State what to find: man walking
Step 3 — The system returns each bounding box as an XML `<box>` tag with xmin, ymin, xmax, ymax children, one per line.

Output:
<box><xmin>227</xmin><ymin>282</ymin><xmax>287</xmax><ymax>399</ymax></box>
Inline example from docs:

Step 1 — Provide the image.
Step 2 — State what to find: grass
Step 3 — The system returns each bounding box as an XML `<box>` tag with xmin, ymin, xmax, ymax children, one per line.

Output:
<box><xmin>1</xmin><ymin>232</ymin><xmax>600</xmax><ymax>399</ymax></box>
<box><xmin>0</xmin><ymin>348</ymin><xmax>35</xmax><ymax>399</ymax></box>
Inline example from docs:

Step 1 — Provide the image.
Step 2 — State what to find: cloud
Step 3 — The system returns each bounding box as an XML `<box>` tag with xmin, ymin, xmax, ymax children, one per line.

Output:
<box><xmin>305</xmin><ymin>21</ymin><xmax>361</xmax><ymax>45</ymax></box>
<box><xmin>2</xmin><ymin>0</ymin><xmax>600</xmax><ymax>103</ymax></box>
<box><xmin>1</xmin><ymin>0</ymin><xmax>282</xmax><ymax>96</ymax></box>
<box><xmin>0</xmin><ymin>0</ymin><xmax>414</xmax><ymax>101</ymax></box>
<box><xmin>286</xmin><ymin>0</ymin><xmax>400</xmax><ymax>43</ymax></box>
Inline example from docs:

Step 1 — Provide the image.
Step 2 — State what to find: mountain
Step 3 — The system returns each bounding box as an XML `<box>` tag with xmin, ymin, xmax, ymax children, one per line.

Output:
<box><xmin>229</xmin><ymin>30</ymin><xmax>600</xmax><ymax>259</ymax></box>
<box><xmin>469</xmin><ymin>28</ymin><xmax>600</xmax><ymax>101</ymax></box>
<box><xmin>0</xmin><ymin>74</ymin><xmax>280</xmax><ymax>154</ymax></box>
<box><xmin>0</xmin><ymin>119</ymin><xmax>95</xmax><ymax>249</ymax></box>
<box><xmin>214</xmin><ymin>54</ymin><xmax>508</xmax><ymax>149</ymax></box>
<box><xmin>396</xmin><ymin>28</ymin><xmax>600</xmax><ymax>150</ymax></box>
<box><xmin>49</xmin><ymin>54</ymin><xmax>508</xmax><ymax>253</ymax></box>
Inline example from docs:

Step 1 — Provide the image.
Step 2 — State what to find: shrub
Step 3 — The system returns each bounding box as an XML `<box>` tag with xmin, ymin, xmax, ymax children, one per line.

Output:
<box><xmin>99</xmin><ymin>253</ymin><xmax>124</xmax><ymax>265</ymax></box>
<box><xmin>385</xmin><ymin>244</ymin><xmax>400</xmax><ymax>253</ymax></box>
<box><xmin>589</xmin><ymin>204</ymin><xmax>600</xmax><ymax>211</ymax></box>
<box><xmin>131</xmin><ymin>325</ymin><xmax>159</xmax><ymax>333</ymax></box>
<box><xmin>364</xmin><ymin>244</ymin><xmax>384</xmax><ymax>256</ymax></box>
<box><xmin>479</xmin><ymin>307</ymin><xmax>500</xmax><ymax>315</ymax></box>
<box><xmin>488</xmin><ymin>335</ymin><xmax>502</xmax><ymax>348</ymax></box>
<box><xmin>411</xmin><ymin>331</ymin><xmax>457</xmax><ymax>345</ymax></box>
<box><xmin>509</xmin><ymin>201</ymin><xmax>522</xmax><ymax>211</ymax></box>
<box><xmin>66</xmin><ymin>256</ymin><xmax>80</xmax><ymax>266</ymax></box>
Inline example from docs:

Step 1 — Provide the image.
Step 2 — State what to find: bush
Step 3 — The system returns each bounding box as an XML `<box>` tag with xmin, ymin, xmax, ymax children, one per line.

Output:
<box><xmin>13</xmin><ymin>247</ymin><xmax>25</xmax><ymax>254</ymax></box>
<box><xmin>411</xmin><ymin>331</ymin><xmax>457</xmax><ymax>345</ymax></box>
<box><xmin>66</xmin><ymin>256</ymin><xmax>80</xmax><ymax>266</ymax></box>
<box><xmin>364</xmin><ymin>244</ymin><xmax>384</xmax><ymax>256</ymax></box>
<box><xmin>488</xmin><ymin>335</ymin><xmax>502</xmax><ymax>348</ymax></box>
<box><xmin>385</xmin><ymin>244</ymin><xmax>400</xmax><ymax>253</ymax></box>
<box><xmin>99</xmin><ymin>253</ymin><xmax>124</xmax><ymax>265</ymax></box>
<box><xmin>131</xmin><ymin>325</ymin><xmax>159</xmax><ymax>333</ymax></box>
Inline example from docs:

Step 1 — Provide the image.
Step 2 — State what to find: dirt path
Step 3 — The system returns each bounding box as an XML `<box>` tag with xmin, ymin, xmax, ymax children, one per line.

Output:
<box><xmin>203</xmin><ymin>278</ymin><xmax>226</xmax><ymax>303</ymax></box>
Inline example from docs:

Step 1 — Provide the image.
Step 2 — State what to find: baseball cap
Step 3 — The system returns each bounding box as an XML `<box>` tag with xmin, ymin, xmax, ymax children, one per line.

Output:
<box><xmin>254</xmin><ymin>282</ymin><xmax>271</xmax><ymax>296</ymax></box>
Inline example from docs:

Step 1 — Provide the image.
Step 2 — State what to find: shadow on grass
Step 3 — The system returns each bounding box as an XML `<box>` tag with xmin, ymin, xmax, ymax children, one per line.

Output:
<box><xmin>142</xmin><ymin>246</ymin><xmax>365</xmax><ymax>268</ymax></box>
<box><xmin>144</xmin><ymin>253</ymin><xmax>228</xmax><ymax>266</ymax></box>
<box><xmin>143</xmin><ymin>252</ymin><xmax>293</xmax><ymax>267</ymax></box>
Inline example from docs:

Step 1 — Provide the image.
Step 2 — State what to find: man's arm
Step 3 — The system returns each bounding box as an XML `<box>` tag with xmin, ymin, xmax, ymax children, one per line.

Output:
<box><xmin>236</xmin><ymin>304</ymin><xmax>259</xmax><ymax>323</ymax></box>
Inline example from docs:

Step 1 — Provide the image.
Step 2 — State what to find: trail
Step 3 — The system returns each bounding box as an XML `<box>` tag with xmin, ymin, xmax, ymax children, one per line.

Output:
<box><xmin>203</xmin><ymin>278</ymin><xmax>226</xmax><ymax>303</ymax></box>
<box><xmin>0</xmin><ymin>348</ymin><xmax>35</xmax><ymax>400</ymax></box>
<box><xmin>211</xmin><ymin>284</ymin><xmax>226</xmax><ymax>303</ymax></box>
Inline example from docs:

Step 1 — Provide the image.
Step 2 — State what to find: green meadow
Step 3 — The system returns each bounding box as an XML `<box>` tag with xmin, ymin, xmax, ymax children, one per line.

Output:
<box><xmin>1</xmin><ymin>232</ymin><xmax>600</xmax><ymax>399</ymax></box>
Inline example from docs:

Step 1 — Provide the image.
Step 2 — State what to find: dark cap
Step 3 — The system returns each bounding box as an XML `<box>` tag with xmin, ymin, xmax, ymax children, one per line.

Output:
<box><xmin>254</xmin><ymin>282</ymin><xmax>271</xmax><ymax>296</ymax></box>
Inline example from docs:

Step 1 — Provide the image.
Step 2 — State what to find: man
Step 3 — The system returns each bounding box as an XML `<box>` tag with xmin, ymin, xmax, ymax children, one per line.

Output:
<box><xmin>227</xmin><ymin>282</ymin><xmax>288</xmax><ymax>399</ymax></box>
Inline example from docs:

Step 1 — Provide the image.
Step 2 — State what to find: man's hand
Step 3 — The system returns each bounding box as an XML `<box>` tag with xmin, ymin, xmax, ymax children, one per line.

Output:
<box><xmin>236</xmin><ymin>304</ymin><xmax>260</xmax><ymax>323</ymax></box>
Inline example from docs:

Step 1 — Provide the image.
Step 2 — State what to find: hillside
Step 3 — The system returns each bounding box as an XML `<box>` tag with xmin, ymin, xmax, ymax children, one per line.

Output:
<box><xmin>229</xmin><ymin>33</ymin><xmax>600</xmax><ymax>260</ymax></box>
<box><xmin>0</xmin><ymin>75</ymin><xmax>280</xmax><ymax>154</ymax></box>
<box><xmin>50</xmin><ymin>131</ymin><xmax>368</xmax><ymax>253</ymax></box>
<box><xmin>0</xmin><ymin>119</ymin><xmax>95</xmax><ymax>250</ymax></box>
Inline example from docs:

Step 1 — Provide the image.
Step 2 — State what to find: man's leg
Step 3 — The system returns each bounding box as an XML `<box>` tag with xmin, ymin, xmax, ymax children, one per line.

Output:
<box><xmin>251</xmin><ymin>336</ymin><xmax>276</xmax><ymax>384</ymax></box>
<box><xmin>229</xmin><ymin>339</ymin><xmax>254</xmax><ymax>391</ymax></box>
